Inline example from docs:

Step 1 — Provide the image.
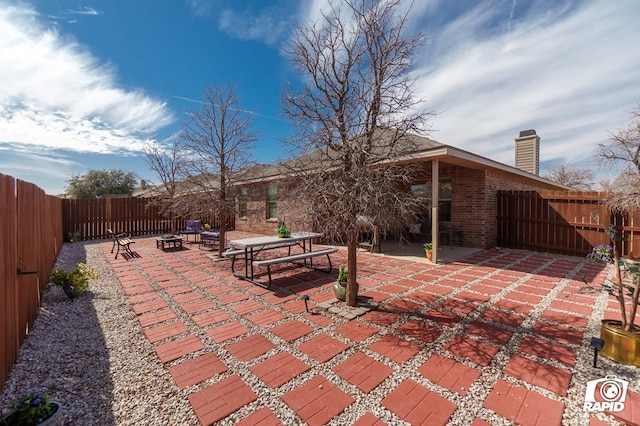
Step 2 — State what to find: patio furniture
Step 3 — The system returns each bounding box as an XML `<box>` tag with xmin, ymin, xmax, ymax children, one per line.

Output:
<box><xmin>179</xmin><ymin>220</ymin><xmax>202</xmax><ymax>241</ymax></box>
<box><xmin>224</xmin><ymin>232</ymin><xmax>336</xmax><ymax>288</ymax></box>
<box><xmin>199</xmin><ymin>231</ymin><xmax>220</xmax><ymax>250</ymax></box>
<box><xmin>155</xmin><ymin>234</ymin><xmax>184</xmax><ymax>251</ymax></box>
<box><xmin>108</xmin><ymin>229</ymin><xmax>135</xmax><ymax>259</ymax></box>
<box><xmin>439</xmin><ymin>227</ymin><xmax>462</xmax><ymax>249</ymax></box>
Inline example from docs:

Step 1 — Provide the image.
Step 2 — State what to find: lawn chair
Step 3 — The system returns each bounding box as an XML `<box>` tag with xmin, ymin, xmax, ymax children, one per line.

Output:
<box><xmin>179</xmin><ymin>220</ymin><xmax>202</xmax><ymax>241</ymax></box>
<box><xmin>107</xmin><ymin>229</ymin><xmax>135</xmax><ymax>259</ymax></box>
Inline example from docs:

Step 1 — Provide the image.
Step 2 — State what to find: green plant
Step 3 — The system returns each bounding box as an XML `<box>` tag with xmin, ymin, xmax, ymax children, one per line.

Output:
<box><xmin>583</xmin><ymin>225</ymin><xmax>640</xmax><ymax>331</ymax></box>
<box><xmin>337</xmin><ymin>267</ymin><xmax>348</xmax><ymax>283</ymax></box>
<box><xmin>275</xmin><ymin>222</ymin><xmax>291</xmax><ymax>238</ymax></box>
<box><xmin>201</xmin><ymin>223</ymin><xmax>211</xmax><ymax>230</ymax></box>
<box><xmin>1</xmin><ymin>387</ymin><xmax>57</xmax><ymax>426</ymax></box>
<box><xmin>49</xmin><ymin>262</ymin><xmax>98</xmax><ymax>298</ymax></box>
<box><xmin>423</xmin><ymin>242</ymin><xmax>433</xmax><ymax>251</ymax></box>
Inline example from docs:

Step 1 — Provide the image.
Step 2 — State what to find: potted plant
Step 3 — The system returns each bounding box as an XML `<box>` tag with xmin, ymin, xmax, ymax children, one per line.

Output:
<box><xmin>333</xmin><ymin>267</ymin><xmax>348</xmax><ymax>301</ymax></box>
<box><xmin>66</xmin><ymin>231</ymin><xmax>80</xmax><ymax>243</ymax></box>
<box><xmin>591</xmin><ymin>106</ymin><xmax>640</xmax><ymax>365</ymax></box>
<box><xmin>275</xmin><ymin>222</ymin><xmax>291</xmax><ymax>238</ymax></box>
<box><xmin>584</xmin><ymin>225</ymin><xmax>640</xmax><ymax>366</ymax></box>
<box><xmin>201</xmin><ymin>223</ymin><xmax>211</xmax><ymax>231</ymax></box>
<box><xmin>423</xmin><ymin>242</ymin><xmax>433</xmax><ymax>262</ymax></box>
<box><xmin>0</xmin><ymin>387</ymin><xmax>62</xmax><ymax>426</ymax></box>
<box><xmin>49</xmin><ymin>262</ymin><xmax>98</xmax><ymax>300</ymax></box>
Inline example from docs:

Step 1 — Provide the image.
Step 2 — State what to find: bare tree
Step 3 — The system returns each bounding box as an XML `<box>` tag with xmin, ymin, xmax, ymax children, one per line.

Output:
<box><xmin>542</xmin><ymin>163</ymin><xmax>594</xmax><ymax>190</ymax></box>
<box><xmin>282</xmin><ymin>0</ymin><xmax>432</xmax><ymax>306</ymax></box>
<box><xmin>143</xmin><ymin>136</ymin><xmax>189</xmax><ymax>233</ymax></box>
<box><xmin>597</xmin><ymin>105</ymin><xmax>640</xmax><ymax>331</ymax></box>
<box><xmin>598</xmin><ymin>105</ymin><xmax>640</xmax><ymax>213</ymax></box>
<box><xmin>181</xmin><ymin>83</ymin><xmax>257</xmax><ymax>257</ymax></box>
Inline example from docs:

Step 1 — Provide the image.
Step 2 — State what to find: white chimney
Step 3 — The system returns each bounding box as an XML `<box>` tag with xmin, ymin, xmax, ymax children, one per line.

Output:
<box><xmin>515</xmin><ymin>129</ymin><xmax>540</xmax><ymax>175</ymax></box>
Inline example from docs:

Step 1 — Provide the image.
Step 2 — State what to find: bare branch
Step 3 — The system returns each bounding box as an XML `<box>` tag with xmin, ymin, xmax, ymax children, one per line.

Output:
<box><xmin>282</xmin><ymin>0</ymin><xmax>432</xmax><ymax>306</ymax></box>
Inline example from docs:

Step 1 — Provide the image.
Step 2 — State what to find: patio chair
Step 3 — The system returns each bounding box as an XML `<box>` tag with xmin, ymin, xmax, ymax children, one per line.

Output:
<box><xmin>179</xmin><ymin>220</ymin><xmax>202</xmax><ymax>241</ymax></box>
<box><xmin>107</xmin><ymin>229</ymin><xmax>135</xmax><ymax>259</ymax></box>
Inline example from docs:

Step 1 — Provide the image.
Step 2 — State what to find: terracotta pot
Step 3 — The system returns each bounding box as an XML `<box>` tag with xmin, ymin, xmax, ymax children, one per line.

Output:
<box><xmin>600</xmin><ymin>319</ymin><xmax>640</xmax><ymax>367</ymax></box>
<box><xmin>426</xmin><ymin>250</ymin><xmax>432</xmax><ymax>262</ymax></box>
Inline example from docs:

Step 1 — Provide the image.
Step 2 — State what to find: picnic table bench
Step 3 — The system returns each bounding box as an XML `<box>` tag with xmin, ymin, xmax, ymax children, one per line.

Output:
<box><xmin>224</xmin><ymin>232</ymin><xmax>336</xmax><ymax>288</ymax></box>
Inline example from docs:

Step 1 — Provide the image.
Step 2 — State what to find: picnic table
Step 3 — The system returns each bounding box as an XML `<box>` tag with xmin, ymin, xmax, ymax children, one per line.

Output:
<box><xmin>224</xmin><ymin>232</ymin><xmax>337</xmax><ymax>288</ymax></box>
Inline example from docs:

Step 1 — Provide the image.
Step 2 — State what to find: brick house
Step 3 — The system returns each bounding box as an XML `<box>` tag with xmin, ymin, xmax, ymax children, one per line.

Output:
<box><xmin>232</xmin><ymin>130</ymin><xmax>568</xmax><ymax>256</ymax></box>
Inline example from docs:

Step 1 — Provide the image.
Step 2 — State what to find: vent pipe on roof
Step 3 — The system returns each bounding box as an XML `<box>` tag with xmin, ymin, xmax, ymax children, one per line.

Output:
<box><xmin>515</xmin><ymin>129</ymin><xmax>540</xmax><ymax>175</ymax></box>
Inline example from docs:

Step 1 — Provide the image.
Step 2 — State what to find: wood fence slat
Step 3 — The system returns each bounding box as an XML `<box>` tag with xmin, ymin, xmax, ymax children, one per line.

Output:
<box><xmin>497</xmin><ymin>190</ymin><xmax>638</xmax><ymax>256</ymax></box>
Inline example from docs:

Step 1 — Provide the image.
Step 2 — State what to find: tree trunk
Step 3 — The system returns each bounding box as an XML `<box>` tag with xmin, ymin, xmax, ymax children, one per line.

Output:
<box><xmin>613</xmin><ymin>246</ymin><xmax>629</xmax><ymax>330</ymax></box>
<box><xmin>345</xmin><ymin>229</ymin><xmax>358</xmax><ymax>306</ymax></box>
<box><xmin>217</xmin><ymin>220</ymin><xmax>227</xmax><ymax>258</ymax></box>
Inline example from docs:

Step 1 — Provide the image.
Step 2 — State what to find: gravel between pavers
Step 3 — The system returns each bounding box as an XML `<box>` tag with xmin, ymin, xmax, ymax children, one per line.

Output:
<box><xmin>0</xmin><ymin>241</ymin><xmax>198</xmax><ymax>425</ymax></box>
<box><xmin>0</xmin><ymin>240</ymin><xmax>638</xmax><ymax>425</ymax></box>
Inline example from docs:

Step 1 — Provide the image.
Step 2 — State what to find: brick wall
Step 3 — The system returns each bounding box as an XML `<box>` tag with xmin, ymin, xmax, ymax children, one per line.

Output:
<box><xmin>235</xmin><ymin>163</ymin><xmax>562</xmax><ymax>248</ymax></box>
<box><xmin>440</xmin><ymin>166</ymin><xmax>562</xmax><ymax>249</ymax></box>
<box><xmin>234</xmin><ymin>182</ymin><xmax>308</xmax><ymax>236</ymax></box>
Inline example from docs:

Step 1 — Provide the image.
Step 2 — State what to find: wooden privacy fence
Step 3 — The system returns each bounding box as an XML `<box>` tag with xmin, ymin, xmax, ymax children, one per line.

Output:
<box><xmin>497</xmin><ymin>190</ymin><xmax>640</xmax><ymax>258</ymax></box>
<box><xmin>62</xmin><ymin>197</ymin><xmax>235</xmax><ymax>241</ymax></box>
<box><xmin>1</xmin><ymin>174</ymin><xmax>63</xmax><ymax>390</ymax></box>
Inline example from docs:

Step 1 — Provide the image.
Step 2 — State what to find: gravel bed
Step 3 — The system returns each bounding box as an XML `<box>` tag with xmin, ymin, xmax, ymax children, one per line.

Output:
<box><xmin>1</xmin><ymin>241</ymin><xmax>639</xmax><ymax>425</ymax></box>
<box><xmin>0</xmin><ymin>241</ymin><xmax>197</xmax><ymax>425</ymax></box>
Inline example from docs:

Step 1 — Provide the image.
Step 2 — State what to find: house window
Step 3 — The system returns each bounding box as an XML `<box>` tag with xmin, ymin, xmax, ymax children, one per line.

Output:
<box><xmin>411</xmin><ymin>182</ymin><xmax>428</xmax><ymax>196</ymax></box>
<box><xmin>439</xmin><ymin>178</ymin><xmax>452</xmax><ymax>222</ymax></box>
<box><xmin>266</xmin><ymin>184</ymin><xmax>277</xmax><ymax>219</ymax></box>
<box><xmin>238</xmin><ymin>188</ymin><xmax>248</xmax><ymax>219</ymax></box>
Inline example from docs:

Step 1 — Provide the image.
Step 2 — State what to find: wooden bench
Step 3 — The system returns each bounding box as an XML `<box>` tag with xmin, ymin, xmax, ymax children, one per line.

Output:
<box><xmin>108</xmin><ymin>229</ymin><xmax>135</xmax><ymax>259</ymax></box>
<box><xmin>252</xmin><ymin>247</ymin><xmax>338</xmax><ymax>288</ymax></box>
<box><xmin>222</xmin><ymin>241</ymin><xmax>299</xmax><ymax>278</ymax></box>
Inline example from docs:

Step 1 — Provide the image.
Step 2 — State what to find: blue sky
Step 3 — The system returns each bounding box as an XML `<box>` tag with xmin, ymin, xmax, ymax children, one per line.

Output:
<box><xmin>1</xmin><ymin>0</ymin><xmax>639</xmax><ymax>195</ymax></box>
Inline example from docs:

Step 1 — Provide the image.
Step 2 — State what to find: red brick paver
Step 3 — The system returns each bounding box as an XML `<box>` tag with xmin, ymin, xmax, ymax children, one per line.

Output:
<box><xmin>250</xmin><ymin>352</ymin><xmax>310</xmax><ymax>388</ymax></box>
<box><xmin>225</xmin><ymin>334</ymin><xmax>275</xmax><ymax>362</ymax></box>
<box><xmin>368</xmin><ymin>335</ymin><xmax>421</xmax><ymax>363</ymax></box>
<box><xmin>332</xmin><ymin>352</ymin><xmax>392</xmax><ymax>393</ymax></box>
<box><xmin>298</xmin><ymin>334</ymin><xmax>349</xmax><ymax>363</ymax></box>
<box><xmin>282</xmin><ymin>375</ymin><xmax>354</xmax><ymax>426</ymax></box>
<box><xmin>236</xmin><ymin>407</ymin><xmax>281</xmax><ymax>426</ymax></box>
<box><xmin>207</xmin><ymin>320</ymin><xmax>249</xmax><ymax>343</ymax></box>
<box><xmin>168</xmin><ymin>352</ymin><xmax>227</xmax><ymax>389</ymax></box>
<box><xmin>503</xmin><ymin>355</ymin><xmax>572</xmax><ymax>396</ymax></box>
<box><xmin>270</xmin><ymin>320</ymin><xmax>314</xmax><ymax>342</ymax></box>
<box><xmin>484</xmin><ymin>379</ymin><xmax>565</xmax><ymax>425</ymax></box>
<box><xmin>381</xmin><ymin>379</ymin><xmax>457</xmax><ymax>425</ymax></box>
<box><xmin>144</xmin><ymin>321</ymin><xmax>189</xmax><ymax>343</ymax></box>
<box><xmin>418</xmin><ymin>354</ymin><xmax>481</xmax><ymax>396</ymax></box>
<box><xmin>155</xmin><ymin>335</ymin><xmax>204</xmax><ymax>363</ymax></box>
<box><xmin>188</xmin><ymin>375</ymin><xmax>257</xmax><ymax>425</ymax></box>
<box><xmin>334</xmin><ymin>320</ymin><xmax>379</xmax><ymax>342</ymax></box>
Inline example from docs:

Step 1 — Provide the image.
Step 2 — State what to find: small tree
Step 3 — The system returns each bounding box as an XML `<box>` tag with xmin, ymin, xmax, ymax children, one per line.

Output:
<box><xmin>143</xmin><ymin>137</ymin><xmax>190</xmax><ymax>233</ymax></box>
<box><xmin>596</xmin><ymin>105</ymin><xmax>640</xmax><ymax>331</ymax></box>
<box><xmin>282</xmin><ymin>0</ymin><xmax>432</xmax><ymax>306</ymax></box>
<box><xmin>543</xmin><ymin>163</ymin><xmax>594</xmax><ymax>190</ymax></box>
<box><xmin>66</xmin><ymin>169</ymin><xmax>137</xmax><ymax>198</ymax></box>
<box><xmin>181</xmin><ymin>83</ymin><xmax>256</xmax><ymax>257</ymax></box>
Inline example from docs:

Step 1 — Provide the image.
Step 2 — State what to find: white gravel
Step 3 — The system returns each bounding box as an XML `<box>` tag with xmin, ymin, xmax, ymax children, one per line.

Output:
<box><xmin>0</xmin><ymin>241</ymin><xmax>198</xmax><ymax>425</ymax></box>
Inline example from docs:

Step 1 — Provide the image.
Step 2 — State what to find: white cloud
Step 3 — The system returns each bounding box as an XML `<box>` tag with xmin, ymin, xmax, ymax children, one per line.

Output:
<box><xmin>292</xmin><ymin>0</ymin><xmax>639</xmax><ymax>175</ymax></box>
<box><xmin>412</xmin><ymin>0</ymin><xmax>640</xmax><ymax>170</ymax></box>
<box><xmin>218</xmin><ymin>4</ymin><xmax>292</xmax><ymax>46</ymax></box>
<box><xmin>0</xmin><ymin>3</ymin><xmax>173</xmax><ymax>155</ymax></box>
